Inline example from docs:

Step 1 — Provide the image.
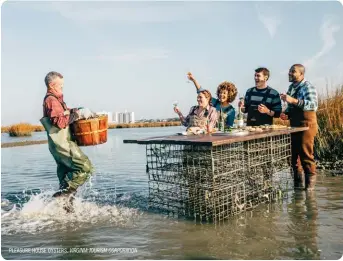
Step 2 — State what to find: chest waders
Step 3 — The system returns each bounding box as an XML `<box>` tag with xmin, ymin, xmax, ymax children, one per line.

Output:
<box><xmin>40</xmin><ymin>94</ymin><xmax>94</xmax><ymax>191</ymax></box>
<box><xmin>287</xmin><ymin>84</ymin><xmax>318</xmax><ymax>190</ymax></box>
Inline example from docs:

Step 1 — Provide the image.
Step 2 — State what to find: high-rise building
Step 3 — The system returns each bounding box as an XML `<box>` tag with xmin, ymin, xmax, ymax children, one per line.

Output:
<box><xmin>114</xmin><ymin>111</ymin><xmax>135</xmax><ymax>123</ymax></box>
<box><xmin>128</xmin><ymin>112</ymin><xmax>135</xmax><ymax>123</ymax></box>
<box><xmin>118</xmin><ymin>112</ymin><xmax>124</xmax><ymax>123</ymax></box>
<box><xmin>112</xmin><ymin>112</ymin><xmax>119</xmax><ymax>123</ymax></box>
<box><xmin>107</xmin><ymin>112</ymin><xmax>113</xmax><ymax>123</ymax></box>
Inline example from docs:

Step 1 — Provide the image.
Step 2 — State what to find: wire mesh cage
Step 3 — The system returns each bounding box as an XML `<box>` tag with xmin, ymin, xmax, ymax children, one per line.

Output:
<box><xmin>244</xmin><ymin>134</ymin><xmax>293</xmax><ymax>209</ymax></box>
<box><xmin>145</xmin><ymin>133</ymin><xmax>293</xmax><ymax>223</ymax></box>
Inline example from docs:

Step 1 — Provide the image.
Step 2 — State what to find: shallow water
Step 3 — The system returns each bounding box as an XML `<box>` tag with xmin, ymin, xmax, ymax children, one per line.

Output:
<box><xmin>1</xmin><ymin>131</ymin><xmax>47</xmax><ymax>143</ymax></box>
<box><xmin>1</xmin><ymin>127</ymin><xmax>343</xmax><ymax>260</ymax></box>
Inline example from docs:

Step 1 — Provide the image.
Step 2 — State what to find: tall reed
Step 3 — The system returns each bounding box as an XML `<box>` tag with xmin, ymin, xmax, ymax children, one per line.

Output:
<box><xmin>314</xmin><ymin>84</ymin><xmax>343</xmax><ymax>160</ymax></box>
<box><xmin>8</xmin><ymin>123</ymin><xmax>33</xmax><ymax>137</ymax></box>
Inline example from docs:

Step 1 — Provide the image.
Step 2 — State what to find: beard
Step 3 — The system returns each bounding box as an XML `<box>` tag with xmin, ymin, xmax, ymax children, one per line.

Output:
<box><xmin>289</xmin><ymin>76</ymin><xmax>295</xmax><ymax>82</ymax></box>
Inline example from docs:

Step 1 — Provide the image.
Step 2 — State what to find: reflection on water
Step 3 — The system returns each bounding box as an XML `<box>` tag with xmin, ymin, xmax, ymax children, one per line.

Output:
<box><xmin>287</xmin><ymin>191</ymin><xmax>320</xmax><ymax>260</ymax></box>
<box><xmin>1</xmin><ymin>127</ymin><xmax>343</xmax><ymax>260</ymax></box>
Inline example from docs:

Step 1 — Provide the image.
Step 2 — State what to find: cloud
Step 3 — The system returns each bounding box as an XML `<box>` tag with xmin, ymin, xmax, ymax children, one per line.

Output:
<box><xmin>83</xmin><ymin>49</ymin><xmax>169</xmax><ymax>63</ymax></box>
<box><xmin>278</xmin><ymin>16</ymin><xmax>341</xmax><ymax>80</ymax></box>
<box><xmin>12</xmin><ymin>2</ymin><xmax>212</xmax><ymax>24</ymax></box>
<box><xmin>256</xmin><ymin>4</ymin><xmax>282</xmax><ymax>38</ymax></box>
<box><xmin>303</xmin><ymin>16</ymin><xmax>340</xmax><ymax>69</ymax></box>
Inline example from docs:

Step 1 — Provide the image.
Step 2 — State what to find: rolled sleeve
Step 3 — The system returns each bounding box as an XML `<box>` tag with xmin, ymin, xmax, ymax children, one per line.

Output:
<box><xmin>299</xmin><ymin>83</ymin><xmax>318</xmax><ymax>111</ymax></box>
<box><xmin>45</xmin><ymin>97</ymin><xmax>70</xmax><ymax>129</ymax></box>
<box><xmin>196</xmin><ymin>86</ymin><xmax>205</xmax><ymax>94</ymax></box>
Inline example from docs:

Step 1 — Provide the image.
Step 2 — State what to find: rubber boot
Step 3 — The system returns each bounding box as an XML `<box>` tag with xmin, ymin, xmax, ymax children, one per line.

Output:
<box><xmin>52</xmin><ymin>181</ymin><xmax>77</xmax><ymax>198</ymax></box>
<box><xmin>305</xmin><ymin>174</ymin><xmax>317</xmax><ymax>191</ymax></box>
<box><xmin>294</xmin><ymin>172</ymin><xmax>305</xmax><ymax>190</ymax></box>
<box><xmin>53</xmin><ymin>188</ymin><xmax>77</xmax><ymax>213</ymax></box>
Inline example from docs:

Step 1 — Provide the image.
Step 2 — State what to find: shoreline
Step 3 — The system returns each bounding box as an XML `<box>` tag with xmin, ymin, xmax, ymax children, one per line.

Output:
<box><xmin>1</xmin><ymin>140</ymin><xmax>48</xmax><ymax>148</ymax></box>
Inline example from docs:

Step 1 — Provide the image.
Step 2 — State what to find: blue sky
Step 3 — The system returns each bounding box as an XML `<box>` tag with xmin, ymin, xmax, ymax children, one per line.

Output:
<box><xmin>1</xmin><ymin>0</ymin><xmax>343</xmax><ymax>125</ymax></box>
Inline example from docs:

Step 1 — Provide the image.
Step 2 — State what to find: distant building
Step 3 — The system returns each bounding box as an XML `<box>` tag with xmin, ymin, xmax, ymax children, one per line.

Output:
<box><xmin>118</xmin><ymin>112</ymin><xmax>124</xmax><ymax>123</ymax></box>
<box><xmin>112</xmin><ymin>112</ymin><xmax>119</xmax><ymax>123</ymax></box>
<box><xmin>128</xmin><ymin>111</ymin><xmax>135</xmax><ymax>123</ymax></box>
<box><xmin>113</xmin><ymin>110</ymin><xmax>135</xmax><ymax>123</ymax></box>
<box><xmin>94</xmin><ymin>110</ymin><xmax>138</xmax><ymax>124</ymax></box>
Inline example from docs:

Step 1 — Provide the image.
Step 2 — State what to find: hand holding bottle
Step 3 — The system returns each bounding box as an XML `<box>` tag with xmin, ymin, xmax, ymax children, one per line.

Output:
<box><xmin>238</xmin><ymin>97</ymin><xmax>244</xmax><ymax>109</ymax></box>
<box><xmin>280</xmin><ymin>113</ymin><xmax>289</xmax><ymax>120</ymax></box>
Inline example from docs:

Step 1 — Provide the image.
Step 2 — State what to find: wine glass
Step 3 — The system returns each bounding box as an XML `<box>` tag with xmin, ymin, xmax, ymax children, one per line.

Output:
<box><xmin>173</xmin><ymin>101</ymin><xmax>183</xmax><ymax>132</ymax></box>
<box><xmin>281</xmin><ymin>99</ymin><xmax>288</xmax><ymax>112</ymax></box>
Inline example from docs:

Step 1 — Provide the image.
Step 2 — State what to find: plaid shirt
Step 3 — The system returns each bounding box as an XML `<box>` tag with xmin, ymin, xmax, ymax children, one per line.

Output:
<box><xmin>285</xmin><ymin>79</ymin><xmax>318</xmax><ymax>112</ymax></box>
<box><xmin>43</xmin><ymin>90</ymin><xmax>70</xmax><ymax>129</ymax></box>
<box><xmin>181</xmin><ymin>105</ymin><xmax>218</xmax><ymax>128</ymax></box>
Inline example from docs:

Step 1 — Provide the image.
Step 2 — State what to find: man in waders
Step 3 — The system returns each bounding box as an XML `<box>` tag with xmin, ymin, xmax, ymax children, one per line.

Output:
<box><xmin>40</xmin><ymin>71</ymin><xmax>94</xmax><ymax>210</ymax></box>
<box><xmin>239</xmin><ymin>67</ymin><xmax>282</xmax><ymax>126</ymax></box>
<box><xmin>280</xmin><ymin>64</ymin><xmax>318</xmax><ymax>191</ymax></box>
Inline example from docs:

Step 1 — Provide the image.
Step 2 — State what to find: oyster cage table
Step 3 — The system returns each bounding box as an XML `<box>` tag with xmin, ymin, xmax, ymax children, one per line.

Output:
<box><xmin>123</xmin><ymin>127</ymin><xmax>308</xmax><ymax>223</ymax></box>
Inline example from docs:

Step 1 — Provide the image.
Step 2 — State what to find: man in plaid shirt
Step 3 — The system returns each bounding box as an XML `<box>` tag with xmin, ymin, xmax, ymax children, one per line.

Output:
<box><xmin>280</xmin><ymin>64</ymin><xmax>318</xmax><ymax>191</ymax></box>
<box><xmin>41</xmin><ymin>71</ymin><xmax>94</xmax><ymax>207</ymax></box>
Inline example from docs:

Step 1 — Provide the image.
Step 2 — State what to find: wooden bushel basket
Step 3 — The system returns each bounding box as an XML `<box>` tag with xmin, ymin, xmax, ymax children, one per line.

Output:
<box><xmin>71</xmin><ymin>114</ymin><xmax>108</xmax><ymax>146</ymax></box>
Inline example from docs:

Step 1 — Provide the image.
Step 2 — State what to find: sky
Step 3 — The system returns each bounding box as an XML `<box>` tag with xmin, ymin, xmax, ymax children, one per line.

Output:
<box><xmin>1</xmin><ymin>0</ymin><xmax>343</xmax><ymax>125</ymax></box>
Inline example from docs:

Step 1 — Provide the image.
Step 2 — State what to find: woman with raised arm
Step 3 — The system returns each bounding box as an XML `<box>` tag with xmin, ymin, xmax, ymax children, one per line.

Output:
<box><xmin>187</xmin><ymin>72</ymin><xmax>238</xmax><ymax>129</ymax></box>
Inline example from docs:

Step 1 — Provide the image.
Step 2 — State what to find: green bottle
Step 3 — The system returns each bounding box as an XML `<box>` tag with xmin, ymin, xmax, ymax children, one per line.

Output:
<box><xmin>218</xmin><ymin>109</ymin><xmax>224</xmax><ymax>131</ymax></box>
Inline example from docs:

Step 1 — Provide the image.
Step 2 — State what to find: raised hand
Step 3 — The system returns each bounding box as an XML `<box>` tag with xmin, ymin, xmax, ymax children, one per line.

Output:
<box><xmin>187</xmin><ymin>72</ymin><xmax>195</xmax><ymax>82</ymax></box>
<box><xmin>174</xmin><ymin>106</ymin><xmax>181</xmax><ymax>114</ymax></box>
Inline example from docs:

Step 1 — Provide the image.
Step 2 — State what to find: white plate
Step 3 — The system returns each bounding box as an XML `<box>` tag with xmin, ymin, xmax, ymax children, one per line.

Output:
<box><xmin>213</xmin><ymin>130</ymin><xmax>250</xmax><ymax>136</ymax></box>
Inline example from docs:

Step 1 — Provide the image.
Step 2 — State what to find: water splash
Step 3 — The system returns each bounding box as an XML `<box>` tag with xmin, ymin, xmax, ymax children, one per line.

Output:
<box><xmin>1</xmin><ymin>188</ymin><xmax>142</xmax><ymax>235</ymax></box>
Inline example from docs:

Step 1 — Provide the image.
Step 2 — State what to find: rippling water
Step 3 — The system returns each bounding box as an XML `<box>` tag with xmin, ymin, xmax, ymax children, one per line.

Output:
<box><xmin>1</xmin><ymin>127</ymin><xmax>343</xmax><ymax>260</ymax></box>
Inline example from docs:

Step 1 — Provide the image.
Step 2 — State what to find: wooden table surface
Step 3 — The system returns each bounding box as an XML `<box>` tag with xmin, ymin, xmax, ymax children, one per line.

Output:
<box><xmin>123</xmin><ymin>127</ymin><xmax>309</xmax><ymax>146</ymax></box>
